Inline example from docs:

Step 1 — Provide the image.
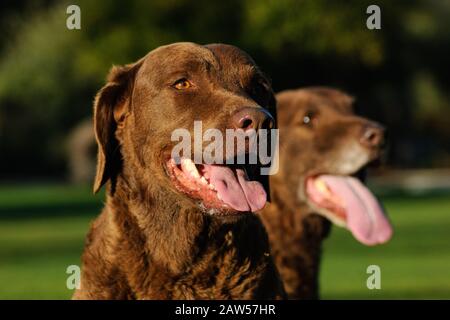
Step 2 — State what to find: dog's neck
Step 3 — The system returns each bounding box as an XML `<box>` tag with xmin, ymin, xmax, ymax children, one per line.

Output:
<box><xmin>262</xmin><ymin>174</ymin><xmax>331</xmax><ymax>299</ymax></box>
<box><xmin>108</xmin><ymin>174</ymin><xmax>212</xmax><ymax>272</ymax></box>
<box><xmin>104</xmin><ymin>173</ymin><xmax>284</xmax><ymax>299</ymax></box>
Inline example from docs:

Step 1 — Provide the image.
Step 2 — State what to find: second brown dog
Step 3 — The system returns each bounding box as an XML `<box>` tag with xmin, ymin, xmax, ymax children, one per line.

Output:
<box><xmin>261</xmin><ymin>87</ymin><xmax>393</xmax><ymax>299</ymax></box>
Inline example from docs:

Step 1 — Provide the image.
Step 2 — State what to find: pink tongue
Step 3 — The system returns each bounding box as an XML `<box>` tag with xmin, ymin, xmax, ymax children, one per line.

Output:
<box><xmin>206</xmin><ymin>165</ymin><xmax>267</xmax><ymax>212</ymax></box>
<box><xmin>319</xmin><ymin>175</ymin><xmax>393</xmax><ymax>245</ymax></box>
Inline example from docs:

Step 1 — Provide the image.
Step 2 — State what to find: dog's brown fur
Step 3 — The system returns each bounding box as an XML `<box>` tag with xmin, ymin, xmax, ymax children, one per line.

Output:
<box><xmin>260</xmin><ymin>87</ymin><xmax>385</xmax><ymax>299</ymax></box>
<box><xmin>73</xmin><ymin>43</ymin><xmax>285</xmax><ymax>300</ymax></box>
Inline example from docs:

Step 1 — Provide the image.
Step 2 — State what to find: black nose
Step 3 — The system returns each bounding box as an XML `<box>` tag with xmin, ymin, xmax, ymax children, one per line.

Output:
<box><xmin>232</xmin><ymin>107</ymin><xmax>274</xmax><ymax>131</ymax></box>
<box><xmin>360</xmin><ymin>122</ymin><xmax>385</xmax><ymax>149</ymax></box>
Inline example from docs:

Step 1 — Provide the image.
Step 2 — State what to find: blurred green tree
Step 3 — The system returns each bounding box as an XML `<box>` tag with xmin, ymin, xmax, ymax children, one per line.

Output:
<box><xmin>0</xmin><ymin>0</ymin><xmax>449</xmax><ymax>178</ymax></box>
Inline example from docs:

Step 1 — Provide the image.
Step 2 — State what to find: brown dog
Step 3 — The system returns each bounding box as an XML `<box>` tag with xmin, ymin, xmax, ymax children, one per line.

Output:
<box><xmin>73</xmin><ymin>42</ymin><xmax>285</xmax><ymax>299</ymax></box>
<box><xmin>260</xmin><ymin>87</ymin><xmax>393</xmax><ymax>299</ymax></box>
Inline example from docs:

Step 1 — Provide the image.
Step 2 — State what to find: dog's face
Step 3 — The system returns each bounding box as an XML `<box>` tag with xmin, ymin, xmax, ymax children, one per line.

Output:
<box><xmin>93</xmin><ymin>42</ymin><xmax>276</xmax><ymax>217</ymax></box>
<box><xmin>276</xmin><ymin>87</ymin><xmax>392</xmax><ymax>245</ymax></box>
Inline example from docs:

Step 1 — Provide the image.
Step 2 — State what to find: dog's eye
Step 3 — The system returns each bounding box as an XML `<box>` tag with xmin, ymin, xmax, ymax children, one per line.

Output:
<box><xmin>303</xmin><ymin>115</ymin><xmax>312</xmax><ymax>124</ymax></box>
<box><xmin>302</xmin><ymin>111</ymin><xmax>317</xmax><ymax>127</ymax></box>
<box><xmin>173</xmin><ymin>78</ymin><xmax>192</xmax><ymax>90</ymax></box>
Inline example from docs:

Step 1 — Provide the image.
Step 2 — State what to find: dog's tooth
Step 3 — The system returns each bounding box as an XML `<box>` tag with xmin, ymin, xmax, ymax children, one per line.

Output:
<box><xmin>315</xmin><ymin>178</ymin><xmax>330</xmax><ymax>196</ymax></box>
<box><xmin>181</xmin><ymin>158</ymin><xmax>200</xmax><ymax>178</ymax></box>
<box><xmin>200</xmin><ymin>176</ymin><xmax>208</xmax><ymax>185</ymax></box>
<box><xmin>192</xmin><ymin>170</ymin><xmax>200</xmax><ymax>179</ymax></box>
<box><xmin>191</xmin><ymin>169</ymin><xmax>200</xmax><ymax>179</ymax></box>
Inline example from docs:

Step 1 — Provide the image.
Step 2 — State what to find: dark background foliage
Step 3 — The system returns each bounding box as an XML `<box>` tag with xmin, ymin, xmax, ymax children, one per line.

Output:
<box><xmin>0</xmin><ymin>0</ymin><xmax>449</xmax><ymax>180</ymax></box>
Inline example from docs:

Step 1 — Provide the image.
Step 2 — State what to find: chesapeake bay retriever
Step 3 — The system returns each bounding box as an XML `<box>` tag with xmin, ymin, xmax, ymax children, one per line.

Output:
<box><xmin>260</xmin><ymin>87</ymin><xmax>393</xmax><ymax>299</ymax></box>
<box><xmin>73</xmin><ymin>42</ymin><xmax>286</xmax><ymax>299</ymax></box>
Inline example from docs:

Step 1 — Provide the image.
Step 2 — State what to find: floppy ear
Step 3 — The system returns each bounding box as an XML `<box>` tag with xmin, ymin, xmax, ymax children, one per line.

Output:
<box><xmin>335</xmin><ymin>92</ymin><xmax>355</xmax><ymax>113</ymax></box>
<box><xmin>310</xmin><ymin>87</ymin><xmax>355</xmax><ymax>113</ymax></box>
<box><xmin>93</xmin><ymin>60</ymin><xmax>143</xmax><ymax>193</ymax></box>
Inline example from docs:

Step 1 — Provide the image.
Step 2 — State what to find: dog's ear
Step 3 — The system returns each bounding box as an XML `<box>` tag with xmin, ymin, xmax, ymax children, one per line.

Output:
<box><xmin>309</xmin><ymin>87</ymin><xmax>355</xmax><ymax>113</ymax></box>
<box><xmin>334</xmin><ymin>92</ymin><xmax>355</xmax><ymax>113</ymax></box>
<box><xmin>93</xmin><ymin>60</ymin><xmax>143</xmax><ymax>193</ymax></box>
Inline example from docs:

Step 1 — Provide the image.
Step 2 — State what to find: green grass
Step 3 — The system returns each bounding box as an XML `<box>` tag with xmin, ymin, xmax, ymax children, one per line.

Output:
<box><xmin>320</xmin><ymin>193</ymin><xmax>450</xmax><ymax>299</ymax></box>
<box><xmin>0</xmin><ymin>184</ymin><xmax>101</xmax><ymax>299</ymax></box>
<box><xmin>0</xmin><ymin>184</ymin><xmax>449</xmax><ymax>299</ymax></box>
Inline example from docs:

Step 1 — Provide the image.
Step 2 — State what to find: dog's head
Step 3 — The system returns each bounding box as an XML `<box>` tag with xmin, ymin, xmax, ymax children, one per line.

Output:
<box><xmin>275</xmin><ymin>87</ymin><xmax>392</xmax><ymax>245</ymax></box>
<box><xmin>93</xmin><ymin>42</ymin><xmax>276</xmax><ymax>218</ymax></box>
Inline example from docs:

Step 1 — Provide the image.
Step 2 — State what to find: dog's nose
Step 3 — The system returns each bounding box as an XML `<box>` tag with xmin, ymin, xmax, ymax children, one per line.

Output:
<box><xmin>232</xmin><ymin>107</ymin><xmax>274</xmax><ymax>131</ymax></box>
<box><xmin>360</xmin><ymin>122</ymin><xmax>385</xmax><ymax>149</ymax></box>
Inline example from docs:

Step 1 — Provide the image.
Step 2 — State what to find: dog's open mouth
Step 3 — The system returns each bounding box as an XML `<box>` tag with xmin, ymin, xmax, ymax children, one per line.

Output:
<box><xmin>166</xmin><ymin>158</ymin><xmax>267</xmax><ymax>214</ymax></box>
<box><xmin>305</xmin><ymin>174</ymin><xmax>393</xmax><ymax>245</ymax></box>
